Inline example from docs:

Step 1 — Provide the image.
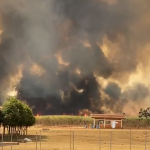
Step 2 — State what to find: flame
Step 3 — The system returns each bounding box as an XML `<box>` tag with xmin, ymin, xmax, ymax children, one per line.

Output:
<box><xmin>30</xmin><ymin>63</ymin><xmax>45</xmax><ymax>76</ymax></box>
<box><xmin>55</xmin><ymin>52</ymin><xmax>69</xmax><ymax>66</ymax></box>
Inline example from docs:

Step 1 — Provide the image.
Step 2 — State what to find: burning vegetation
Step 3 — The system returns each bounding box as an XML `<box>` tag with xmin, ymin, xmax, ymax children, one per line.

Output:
<box><xmin>0</xmin><ymin>0</ymin><xmax>150</xmax><ymax>115</ymax></box>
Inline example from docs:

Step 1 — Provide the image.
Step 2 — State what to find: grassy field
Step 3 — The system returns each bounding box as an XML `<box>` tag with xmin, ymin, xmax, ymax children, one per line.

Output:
<box><xmin>35</xmin><ymin>115</ymin><xmax>93</xmax><ymax>126</ymax></box>
<box><xmin>1</xmin><ymin>126</ymin><xmax>150</xmax><ymax>150</ymax></box>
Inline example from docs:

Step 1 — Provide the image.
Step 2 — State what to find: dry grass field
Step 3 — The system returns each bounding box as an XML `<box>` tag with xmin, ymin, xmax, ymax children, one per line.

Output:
<box><xmin>1</xmin><ymin>126</ymin><xmax>150</xmax><ymax>150</ymax></box>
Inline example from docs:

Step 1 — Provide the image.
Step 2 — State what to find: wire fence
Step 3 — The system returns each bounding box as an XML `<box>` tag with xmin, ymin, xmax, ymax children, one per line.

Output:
<box><xmin>1</xmin><ymin>128</ymin><xmax>150</xmax><ymax>150</ymax></box>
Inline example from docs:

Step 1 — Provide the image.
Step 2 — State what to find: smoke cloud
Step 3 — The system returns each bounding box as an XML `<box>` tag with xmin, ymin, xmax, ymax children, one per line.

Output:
<box><xmin>0</xmin><ymin>0</ymin><xmax>150</xmax><ymax>115</ymax></box>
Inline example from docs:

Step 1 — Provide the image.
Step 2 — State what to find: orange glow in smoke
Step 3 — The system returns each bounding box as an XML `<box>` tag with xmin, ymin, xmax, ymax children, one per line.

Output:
<box><xmin>80</xmin><ymin>40</ymin><xmax>91</xmax><ymax>47</ymax></box>
<box><xmin>30</xmin><ymin>63</ymin><xmax>45</xmax><ymax>76</ymax></box>
<box><xmin>76</xmin><ymin>68</ymin><xmax>81</xmax><ymax>74</ymax></box>
<box><xmin>55</xmin><ymin>52</ymin><xmax>69</xmax><ymax>66</ymax></box>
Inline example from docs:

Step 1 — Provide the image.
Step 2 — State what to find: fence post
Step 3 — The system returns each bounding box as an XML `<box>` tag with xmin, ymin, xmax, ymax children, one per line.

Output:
<box><xmin>99</xmin><ymin>128</ymin><xmax>101</xmax><ymax>150</ymax></box>
<box><xmin>11</xmin><ymin>127</ymin><xmax>12</xmax><ymax>150</ymax></box>
<box><xmin>2</xmin><ymin>132</ymin><xmax>3</xmax><ymax>150</ymax></box>
<box><xmin>145</xmin><ymin>131</ymin><xmax>147</xmax><ymax>150</ymax></box>
<box><xmin>130</xmin><ymin>129</ymin><xmax>131</xmax><ymax>150</ymax></box>
<box><xmin>40</xmin><ymin>130</ymin><xmax>41</xmax><ymax>150</ymax></box>
<box><xmin>70</xmin><ymin>130</ymin><xmax>71</xmax><ymax>150</ymax></box>
<box><xmin>110</xmin><ymin>131</ymin><xmax>112</xmax><ymax>150</ymax></box>
<box><xmin>36</xmin><ymin>131</ymin><xmax>37</xmax><ymax>150</ymax></box>
<box><xmin>73</xmin><ymin>131</ymin><xmax>74</xmax><ymax>150</ymax></box>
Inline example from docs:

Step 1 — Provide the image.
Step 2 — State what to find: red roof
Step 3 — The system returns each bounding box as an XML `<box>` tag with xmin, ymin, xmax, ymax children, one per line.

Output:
<box><xmin>91</xmin><ymin>114</ymin><xmax>125</xmax><ymax>119</ymax></box>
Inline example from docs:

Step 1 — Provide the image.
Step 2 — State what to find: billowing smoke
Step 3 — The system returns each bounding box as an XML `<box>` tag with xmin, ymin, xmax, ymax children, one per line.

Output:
<box><xmin>103</xmin><ymin>82</ymin><xmax>149</xmax><ymax>114</ymax></box>
<box><xmin>0</xmin><ymin>0</ymin><xmax>150</xmax><ymax>115</ymax></box>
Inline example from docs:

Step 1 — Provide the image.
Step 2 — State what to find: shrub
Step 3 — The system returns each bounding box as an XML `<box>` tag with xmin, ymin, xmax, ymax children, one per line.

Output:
<box><xmin>35</xmin><ymin>115</ymin><xmax>93</xmax><ymax>126</ymax></box>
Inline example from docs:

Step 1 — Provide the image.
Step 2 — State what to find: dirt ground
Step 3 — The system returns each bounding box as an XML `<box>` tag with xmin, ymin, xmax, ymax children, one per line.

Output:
<box><xmin>1</xmin><ymin>126</ymin><xmax>150</xmax><ymax>150</ymax></box>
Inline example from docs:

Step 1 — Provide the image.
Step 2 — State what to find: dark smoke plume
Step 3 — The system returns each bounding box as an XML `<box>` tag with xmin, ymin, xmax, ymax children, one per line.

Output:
<box><xmin>0</xmin><ymin>0</ymin><xmax>150</xmax><ymax>115</ymax></box>
<box><xmin>104</xmin><ymin>82</ymin><xmax>149</xmax><ymax>113</ymax></box>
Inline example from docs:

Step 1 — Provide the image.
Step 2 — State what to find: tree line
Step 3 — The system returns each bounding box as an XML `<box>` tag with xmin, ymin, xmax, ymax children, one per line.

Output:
<box><xmin>0</xmin><ymin>96</ymin><xmax>149</xmax><ymax>136</ymax></box>
<box><xmin>0</xmin><ymin>97</ymin><xmax>35</xmax><ymax>135</ymax></box>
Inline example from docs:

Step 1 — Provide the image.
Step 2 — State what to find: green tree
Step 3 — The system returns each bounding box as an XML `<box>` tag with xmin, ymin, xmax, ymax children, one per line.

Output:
<box><xmin>0</xmin><ymin>106</ymin><xmax>3</xmax><ymax>127</ymax></box>
<box><xmin>2</xmin><ymin>97</ymin><xmax>35</xmax><ymax>135</ymax></box>
<box><xmin>22</xmin><ymin>104</ymin><xmax>35</xmax><ymax>135</ymax></box>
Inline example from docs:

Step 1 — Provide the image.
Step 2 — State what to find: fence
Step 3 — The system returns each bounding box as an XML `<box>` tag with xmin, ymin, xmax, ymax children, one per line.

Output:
<box><xmin>0</xmin><ymin>128</ymin><xmax>150</xmax><ymax>150</ymax></box>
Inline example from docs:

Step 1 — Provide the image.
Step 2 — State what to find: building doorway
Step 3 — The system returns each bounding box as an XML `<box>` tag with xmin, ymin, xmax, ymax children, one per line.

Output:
<box><xmin>98</xmin><ymin>120</ymin><xmax>104</xmax><ymax>128</ymax></box>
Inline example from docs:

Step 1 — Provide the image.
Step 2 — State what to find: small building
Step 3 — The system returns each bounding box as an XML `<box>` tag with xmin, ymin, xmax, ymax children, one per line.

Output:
<box><xmin>91</xmin><ymin>114</ymin><xmax>125</xmax><ymax>129</ymax></box>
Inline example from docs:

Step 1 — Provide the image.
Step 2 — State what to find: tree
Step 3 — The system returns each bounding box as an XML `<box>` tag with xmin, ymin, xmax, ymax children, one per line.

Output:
<box><xmin>0</xmin><ymin>106</ymin><xmax>4</xmax><ymax>127</ymax></box>
<box><xmin>2</xmin><ymin>97</ymin><xmax>35</xmax><ymax>135</ymax></box>
<box><xmin>139</xmin><ymin>107</ymin><xmax>150</xmax><ymax>119</ymax></box>
<box><xmin>22</xmin><ymin>104</ymin><xmax>35</xmax><ymax>135</ymax></box>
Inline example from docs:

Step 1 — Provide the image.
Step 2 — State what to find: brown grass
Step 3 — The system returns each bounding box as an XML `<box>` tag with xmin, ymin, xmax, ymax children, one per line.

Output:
<box><xmin>1</xmin><ymin>126</ymin><xmax>150</xmax><ymax>150</ymax></box>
